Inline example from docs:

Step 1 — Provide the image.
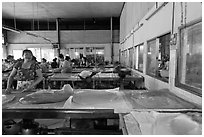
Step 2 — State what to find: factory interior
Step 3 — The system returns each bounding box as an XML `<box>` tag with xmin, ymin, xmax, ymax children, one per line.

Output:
<box><xmin>2</xmin><ymin>1</ymin><xmax>202</xmax><ymax>135</ymax></box>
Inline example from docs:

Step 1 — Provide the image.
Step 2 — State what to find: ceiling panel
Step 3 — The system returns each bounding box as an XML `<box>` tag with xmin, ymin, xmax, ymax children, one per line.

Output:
<box><xmin>2</xmin><ymin>2</ymin><xmax>124</xmax><ymax>21</ymax></box>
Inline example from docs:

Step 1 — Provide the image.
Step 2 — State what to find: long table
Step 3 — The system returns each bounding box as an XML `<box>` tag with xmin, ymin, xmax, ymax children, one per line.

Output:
<box><xmin>2</xmin><ymin>89</ymin><xmax>130</xmax><ymax>112</ymax></box>
<box><xmin>3</xmin><ymin>88</ymin><xmax>200</xmax><ymax>116</ymax></box>
<box><xmin>92</xmin><ymin>73</ymin><xmax>144</xmax><ymax>89</ymax></box>
<box><xmin>47</xmin><ymin>67</ymin><xmax>116</xmax><ymax>73</ymax></box>
<box><xmin>2</xmin><ymin>88</ymin><xmax>123</xmax><ymax>135</ymax></box>
<box><xmin>72</xmin><ymin>67</ymin><xmax>116</xmax><ymax>73</ymax></box>
<box><xmin>2</xmin><ymin>89</ymin><xmax>200</xmax><ymax>112</ymax></box>
<box><xmin>47</xmin><ymin>72</ymin><xmax>144</xmax><ymax>89</ymax></box>
<box><xmin>2</xmin><ymin>89</ymin><xmax>201</xmax><ymax>135</ymax></box>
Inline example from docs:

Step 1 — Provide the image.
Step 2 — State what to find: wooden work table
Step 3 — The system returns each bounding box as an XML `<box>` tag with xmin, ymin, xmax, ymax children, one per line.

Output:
<box><xmin>2</xmin><ymin>89</ymin><xmax>200</xmax><ymax>111</ymax></box>
<box><xmin>47</xmin><ymin>72</ymin><xmax>144</xmax><ymax>89</ymax></box>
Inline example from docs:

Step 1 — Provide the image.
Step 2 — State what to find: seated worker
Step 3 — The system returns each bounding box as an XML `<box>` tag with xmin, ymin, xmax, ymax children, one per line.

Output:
<box><xmin>51</xmin><ymin>58</ymin><xmax>58</xmax><ymax>69</ymax></box>
<box><xmin>39</xmin><ymin>58</ymin><xmax>49</xmax><ymax>73</ymax></box>
<box><xmin>2</xmin><ymin>55</ymin><xmax>16</xmax><ymax>72</ymax></box>
<box><xmin>5</xmin><ymin>49</ymin><xmax>43</xmax><ymax>94</ymax></box>
<box><xmin>79</xmin><ymin>55</ymin><xmax>87</xmax><ymax>67</ymax></box>
<box><xmin>53</xmin><ymin>54</ymin><xmax>72</xmax><ymax>73</ymax></box>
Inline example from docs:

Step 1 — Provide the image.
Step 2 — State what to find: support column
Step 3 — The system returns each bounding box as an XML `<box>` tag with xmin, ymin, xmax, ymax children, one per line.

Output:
<box><xmin>4</xmin><ymin>30</ymin><xmax>9</xmax><ymax>57</ymax></box>
<box><xmin>56</xmin><ymin>18</ymin><xmax>61</xmax><ymax>56</ymax></box>
<box><xmin>110</xmin><ymin>17</ymin><xmax>113</xmax><ymax>63</ymax></box>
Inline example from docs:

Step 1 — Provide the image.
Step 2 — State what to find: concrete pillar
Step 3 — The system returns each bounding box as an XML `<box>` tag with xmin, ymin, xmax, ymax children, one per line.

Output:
<box><xmin>110</xmin><ymin>17</ymin><xmax>113</xmax><ymax>63</ymax></box>
<box><xmin>56</xmin><ymin>18</ymin><xmax>61</xmax><ymax>56</ymax></box>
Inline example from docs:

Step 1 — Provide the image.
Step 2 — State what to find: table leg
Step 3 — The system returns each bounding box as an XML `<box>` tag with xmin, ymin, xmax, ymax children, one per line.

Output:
<box><xmin>43</xmin><ymin>78</ymin><xmax>45</xmax><ymax>89</ymax></box>
<box><xmin>120</xmin><ymin>79</ymin><xmax>124</xmax><ymax>89</ymax></box>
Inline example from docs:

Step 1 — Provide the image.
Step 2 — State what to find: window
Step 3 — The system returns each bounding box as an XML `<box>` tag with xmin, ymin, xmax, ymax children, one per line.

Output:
<box><xmin>138</xmin><ymin>44</ymin><xmax>144</xmax><ymax>72</ymax></box>
<box><xmin>124</xmin><ymin>50</ymin><xmax>128</xmax><ymax>66</ymax></box>
<box><xmin>2</xmin><ymin>35</ymin><xmax>5</xmax><ymax>45</ymax></box>
<box><xmin>133</xmin><ymin>46</ymin><xmax>137</xmax><ymax>69</ymax></box>
<box><xmin>27</xmin><ymin>48</ymin><xmax>55</xmax><ymax>62</ymax></box>
<box><xmin>157</xmin><ymin>33</ymin><xmax>170</xmax><ymax>82</ymax></box>
<box><xmin>146</xmin><ymin>33</ymin><xmax>170</xmax><ymax>82</ymax></box>
<box><xmin>134</xmin><ymin>44</ymin><xmax>144</xmax><ymax>72</ymax></box>
<box><xmin>95</xmin><ymin>47</ymin><xmax>105</xmax><ymax>64</ymax></box>
<box><xmin>41</xmin><ymin>48</ymin><xmax>55</xmax><ymax>62</ymax></box>
<box><xmin>119</xmin><ymin>49</ymin><xmax>121</xmax><ymax>63</ymax></box>
<box><xmin>176</xmin><ymin>21</ymin><xmax>202</xmax><ymax>96</ymax></box>
<box><xmin>72</xmin><ymin>48</ymin><xmax>84</xmax><ymax>59</ymax></box>
<box><xmin>2</xmin><ymin>30</ymin><xmax>6</xmax><ymax>45</ymax></box>
<box><xmin>13</xmin><ymin>50</ymin><xmax>23</xmax><ymax>60</ymax></box>
<box><xmin>146</xmin><ymin>39</ymin><xmax>157</xmax><ymax>76</ymax></box>
<box><xmin>69</xmin><ymin>48</ymin><xmax>77</xmax><ymax>59</ymax></box>
<box><xmin>2</xmin><ymin>31</ymin><xmax>7</xmax><ymax>59</ymax></box>
<box><xmin>128</xmin><ymin>47</ymin><xmax>133</xmax><ymax>68</ymax></box>
<box><xmin>86</xmin><ymin>47</ymin><xmax>104</xmax><ymax>65</ymax></box>
<box><xmin>28</xmin><ymin>48</ymin><xmax>41</xmax><ymax>61</ymax></box>
<box><xmin>121</xmin><ymin>50</ymin><xmax>125</xmax><ymax>65</ymax></box>
<box><xmin>2</xmin><ymin>46</ymin><xmax>3</xmax><ymax>59</ymax></box>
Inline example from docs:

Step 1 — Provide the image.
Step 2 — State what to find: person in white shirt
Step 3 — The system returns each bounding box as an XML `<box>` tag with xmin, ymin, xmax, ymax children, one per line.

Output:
<box><xmin>53</xmin><ymin>54</ymin><xmax>72</xmax><ymax>73</ymax></box>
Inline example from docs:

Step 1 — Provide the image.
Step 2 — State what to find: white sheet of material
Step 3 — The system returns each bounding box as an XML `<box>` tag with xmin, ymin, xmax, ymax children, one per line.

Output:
<box><xmin>123</xmin><ymin>114</ymin><xmax>141</xmax><ymax>135</ymax></box>
<box><xmin>19</xmin><ymin>84</ymin><xmax>73</xmax><ymax>104</ymax></box>
<box><xmin>63</xmin><ymin>88</ymin><xmax>131</xmax><ymax>113</ymax></box>
<box><xmin>130</xmin><ymin>111</ymin><xmax>157</xmax><ymax>135</ymax></box>
<box><xmin>130</xmin><ymin>111</ymin><xmax>202</xmax><ymax>135</ymax></box>
<box><xmin>79</xmin><ymin>70</ymin><xmax>92</xmax><ymax>78</ymax></box>
<box><xmin>7</xmin><ymin>84</ymin><xmax>73</xmax><ymax>109</ymax></box>
<box><xmin>2</xmin><ymin>95</ymin><xmax>15</xmax><ymax>105</ymax></box>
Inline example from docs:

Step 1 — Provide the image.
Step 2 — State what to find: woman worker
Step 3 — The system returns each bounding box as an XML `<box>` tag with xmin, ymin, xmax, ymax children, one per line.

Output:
<box><xmin>5</xmin><ymin>49</ymin><xmax>43</xmax><ymax>94</ymax></box>
<box><xmin>53</xmin><ymin>54</ymin><xmax>72</xmax><ymax>73</ymax></box>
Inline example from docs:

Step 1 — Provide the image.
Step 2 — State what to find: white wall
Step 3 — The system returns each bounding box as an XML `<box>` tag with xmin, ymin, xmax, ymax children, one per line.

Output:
<box><xmin>61</xmin><ymin>30</ymin><xmax>111</xmax><ymax>44</ymax></box>
<box><xmin>6</xmin><ymin>29</ymin><xmax>119</xmax><ymax>62</ymax></box>
<box><xmin>120</xmin><ymin>2</ymin><xmax>155</xmax><ymax>42</ymax></box>
<box><xmin>8</xmin><ymin>44</ymin><xmax>53</xmax><ymax>51</ymax></box>
<box><xmin>7</xmin><ymin>43</ymin><xmax>113</xmax><ymax>63</ymax></box>
<box><xmin>7</xmin><ymin>31</ymin><xmax>58</xmax><ymax>44</ymax></box>
<box><xmin>120</xmin><ymin>2</ymin><xmax>202</xmax><ymax>106</ymax></box>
